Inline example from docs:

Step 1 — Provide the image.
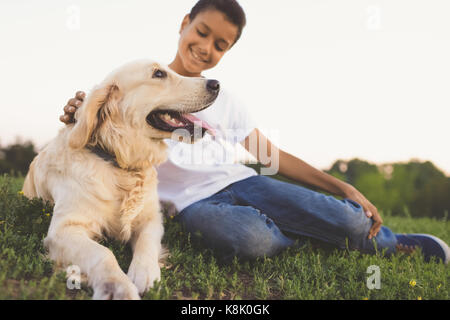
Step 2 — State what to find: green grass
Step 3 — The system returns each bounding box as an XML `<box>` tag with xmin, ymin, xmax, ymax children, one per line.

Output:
<box><xmin>0</xmin><ymin>174</ymin><xmax>448</xmax><ymax>300</ymax></box>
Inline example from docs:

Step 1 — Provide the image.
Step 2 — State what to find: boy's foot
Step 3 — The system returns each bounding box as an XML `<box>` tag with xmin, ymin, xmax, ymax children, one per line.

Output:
<box><xmin>395</xmin><ymin>234</ymin><xmax>449</xmax><ymax>264</ymax></box>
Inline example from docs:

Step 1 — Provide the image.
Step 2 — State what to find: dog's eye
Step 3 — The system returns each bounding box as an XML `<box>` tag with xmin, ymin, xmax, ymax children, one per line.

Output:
<box><xmin>152</xmin><ymin>69</ymin><xmax>167</xmax><ymax>79</ymax></box>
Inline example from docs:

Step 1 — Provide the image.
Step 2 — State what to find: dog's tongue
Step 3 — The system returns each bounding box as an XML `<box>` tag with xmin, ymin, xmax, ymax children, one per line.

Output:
<box><xmin>183</xmin><ymin>114</ymin><xmax>216</xmax><ymax>136</ymax></box>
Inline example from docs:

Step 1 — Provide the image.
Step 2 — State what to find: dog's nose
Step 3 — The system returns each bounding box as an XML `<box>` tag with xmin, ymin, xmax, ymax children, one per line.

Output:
<box><xmin>206</xmin><ymin>79</ymin><xmax>220</xmax><ymax>93</ymax></box>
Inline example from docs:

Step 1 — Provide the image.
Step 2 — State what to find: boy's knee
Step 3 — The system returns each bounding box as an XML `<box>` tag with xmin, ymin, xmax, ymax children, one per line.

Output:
<box><xmin>341</xmin><ymin>210</ymin><xmax>373</xmax><ymax>248</ymax></box>
<box><xmin>214</xmin><ymin>226</ymin><xmax>292</xmax><ymax>263</ymax></box>
<box><xmin>235</xmin><ymin>225</ymin><xmax>293</xmax><ymax>260</ymax></box>
<box><xmin>240</xmin><ymin>237</ymin><xmax>279</xmax><ymax>259</ymax></box>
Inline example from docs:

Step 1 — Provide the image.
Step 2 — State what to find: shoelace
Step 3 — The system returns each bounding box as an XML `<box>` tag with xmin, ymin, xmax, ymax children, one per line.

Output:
<box><xmin>396</xmin><ymin>243</ymin><xmax>417</xmax><ymax>254</ymax></box>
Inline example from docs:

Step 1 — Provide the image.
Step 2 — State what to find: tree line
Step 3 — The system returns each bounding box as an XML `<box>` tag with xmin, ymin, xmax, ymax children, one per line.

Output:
<box><xmin>0</xmin><ymin>140</ymin><xmax>37</xmax><ymax>177</ymax></box>
<box><xmin>247</xmin><ymin>158</ymin><xmax>449</xmax><ymax>219</ymax></box>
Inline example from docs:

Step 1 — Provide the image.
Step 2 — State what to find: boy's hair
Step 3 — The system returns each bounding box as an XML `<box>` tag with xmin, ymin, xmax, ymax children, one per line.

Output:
<box><xmin>189</xmin><ymin>0</ymin><xmax>246</xmax><ymax>47</ymax></box>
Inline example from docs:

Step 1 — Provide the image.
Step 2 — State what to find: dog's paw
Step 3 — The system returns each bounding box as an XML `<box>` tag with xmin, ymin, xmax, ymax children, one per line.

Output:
<box><xmin>127</xmin><ymin>258</ymin><xmax>161</xmax><ymax>295</ymax></box>
<box><xmin>92</xmin><ymin>276</ymin><xmax>140</xmax><ymax>300</ymax></box>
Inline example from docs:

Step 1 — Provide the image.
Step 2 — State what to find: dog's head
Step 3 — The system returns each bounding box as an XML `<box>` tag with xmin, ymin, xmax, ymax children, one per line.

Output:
<box><xmin>68</xmin><ymin>59</ymin><xmax>219</xmax><ymax>169</ymax></box>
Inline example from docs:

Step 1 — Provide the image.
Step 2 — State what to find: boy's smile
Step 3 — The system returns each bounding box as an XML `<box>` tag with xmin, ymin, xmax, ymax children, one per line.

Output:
<box><xmin>169</xmin><ymin>9</ymin><xmax>239</xmax><ymax>77</ymax></box>
<box><xmin>189</xmin><ymin>45</ymin><xmax>210</xmax><ymax>65</ymax></box>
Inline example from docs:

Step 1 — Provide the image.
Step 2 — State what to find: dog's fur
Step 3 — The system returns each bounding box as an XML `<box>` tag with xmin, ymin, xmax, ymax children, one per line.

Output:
<box><xmin>23</xmin><ymin>60</ymin><xmax>217</xmax><ymax>299</ymax></box>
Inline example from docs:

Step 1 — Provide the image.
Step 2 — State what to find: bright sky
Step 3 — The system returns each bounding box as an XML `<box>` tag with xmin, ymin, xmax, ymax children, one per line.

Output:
<box><xmin>1</xmin><ymin>0</ymin><xmax>449</xmax><ymax>175</ymax></box>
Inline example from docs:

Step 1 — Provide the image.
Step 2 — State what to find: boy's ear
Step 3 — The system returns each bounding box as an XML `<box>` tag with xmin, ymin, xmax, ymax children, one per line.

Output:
<box><xmin>179</xmin><ymin>14</ymin><xmax>191</xmax><ymax>34</ymax></box>
<box><xmin>68</xmin><ymin>82</ymin><xmax>120</xmax><ymax>150</ymax></box>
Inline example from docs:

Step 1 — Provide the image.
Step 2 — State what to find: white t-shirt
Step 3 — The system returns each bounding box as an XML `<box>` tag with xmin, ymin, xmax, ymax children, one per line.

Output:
<box><xmin>156</xmin><ymin>88</ymin><xmax>258</xmax><ymax>212</ymax></box>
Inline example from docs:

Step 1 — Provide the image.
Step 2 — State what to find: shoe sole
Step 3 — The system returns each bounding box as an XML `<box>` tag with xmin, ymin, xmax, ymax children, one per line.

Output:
<box><xmin>413</xmin><ymin>233</ymin><xmax>450</xmax><ymax>265</ymax></box>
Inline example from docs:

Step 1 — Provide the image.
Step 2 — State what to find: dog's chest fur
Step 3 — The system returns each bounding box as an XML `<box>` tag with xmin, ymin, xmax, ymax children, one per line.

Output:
<box><xmin>100</xmin><ymin>166</ymin><xmax>160</xmax><ymax>241</ymax></box>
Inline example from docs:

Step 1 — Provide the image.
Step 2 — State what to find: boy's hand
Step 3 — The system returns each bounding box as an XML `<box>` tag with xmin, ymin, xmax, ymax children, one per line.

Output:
<box><xmin>343</xmin><ymin>185</ymin><xmax>383</xmax><ymax>240</ymax></box>
<box><xmin>60</xmin><ymin>91</ymin><xmax>85</xmax><ymax>124</ymax></box>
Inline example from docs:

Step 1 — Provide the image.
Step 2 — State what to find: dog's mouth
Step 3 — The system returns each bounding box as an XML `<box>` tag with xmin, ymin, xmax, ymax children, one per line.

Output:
<box><xmin>146</xmin><ymin>110</ymin><xmax>216</xmax><ymax>137</ymax></box>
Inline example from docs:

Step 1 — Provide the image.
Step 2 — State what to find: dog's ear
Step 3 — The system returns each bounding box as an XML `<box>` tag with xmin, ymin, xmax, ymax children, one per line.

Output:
<box><xmin>68</xmin><ymin>83</ymin><xmax>121</xmax><ymax>150</ymax></box>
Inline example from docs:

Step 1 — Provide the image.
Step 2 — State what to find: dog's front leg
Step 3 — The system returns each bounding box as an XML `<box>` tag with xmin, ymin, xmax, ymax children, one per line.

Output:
<box><xmin>45</xmin><ymin>223</ymin><xmax>140</xmax><ymax>300</ymax></box>
<box><xmin>127</xmin><ymin>215</ymin><xmax>164</xmax><ymax>295</ymax></box>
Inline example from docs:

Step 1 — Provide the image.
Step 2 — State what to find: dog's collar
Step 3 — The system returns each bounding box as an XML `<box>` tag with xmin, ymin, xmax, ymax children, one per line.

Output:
<box><xmin>86</xmin><ymin>145</ymin><xmax>121</xmax><ymax>169</ymax></box>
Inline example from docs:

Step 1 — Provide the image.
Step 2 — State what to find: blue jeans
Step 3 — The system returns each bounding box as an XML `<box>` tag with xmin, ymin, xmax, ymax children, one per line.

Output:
<box><xmin>178</xmin><ymin>175</ymin><xmax>398</xmax><ymax>262</ymax></box>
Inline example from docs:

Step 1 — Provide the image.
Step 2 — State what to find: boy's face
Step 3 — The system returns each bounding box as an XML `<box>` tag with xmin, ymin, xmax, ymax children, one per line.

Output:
<box><xmin>176</xmin><ymin>9</ymin><xmax>239</xmax><ymax>76</ymax></box>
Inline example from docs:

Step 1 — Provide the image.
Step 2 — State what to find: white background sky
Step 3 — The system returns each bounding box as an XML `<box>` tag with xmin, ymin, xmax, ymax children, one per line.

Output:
<box><xmin>1</xmin><ymin>0</ymin><xmax>449</xmax><ymax>175</ymax></box>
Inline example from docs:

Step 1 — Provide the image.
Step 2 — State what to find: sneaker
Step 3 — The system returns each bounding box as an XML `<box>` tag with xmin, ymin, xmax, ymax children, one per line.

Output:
<box><xmin>395</xmin><ymin>234</ymin><xmax>450</xmax><ymax>264</ymax></box>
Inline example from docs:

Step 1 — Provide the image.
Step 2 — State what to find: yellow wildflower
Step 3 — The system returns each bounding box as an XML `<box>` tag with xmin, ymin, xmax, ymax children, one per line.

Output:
<box><xmin>362</xmin><ymin>297</ymin><xmax>368</xmax><ymax>300</ymax></box>
<box><xmin>437</xmin><ymin>284</ymin><xmax>442</xmax><ymax>291</ymax></box>
<box><xmin>417</xmin><ymin>296</ymin><xmax>422</xmax><ymax>300</ymax></box>
<box><xmin>409</xmin><ymin>280</ymin><xmax>416</xmax><ymax>287</ymax></box>
<box><xmin>18</xmin><ymin>191</ymin><xmax>24</xmax><ymax>195</ymax></box>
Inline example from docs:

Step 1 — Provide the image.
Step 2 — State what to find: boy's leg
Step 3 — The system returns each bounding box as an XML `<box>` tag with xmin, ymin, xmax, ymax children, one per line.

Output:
<box><xmin>177</xmin><ymin>188</ymin><xmax>295</xmax><ymax>262</ymax></box>
<box><xmin>228</xmin><ymin>175</ymin><xmax>398</xmax><ymax>255</ymax></box>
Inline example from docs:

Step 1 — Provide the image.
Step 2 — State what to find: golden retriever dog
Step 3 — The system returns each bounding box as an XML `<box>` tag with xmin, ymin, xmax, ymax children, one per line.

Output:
<box><xmin>23</xmin><ymin>59</ymin><xmax>219</xmax><ymax>299</ymax></box>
